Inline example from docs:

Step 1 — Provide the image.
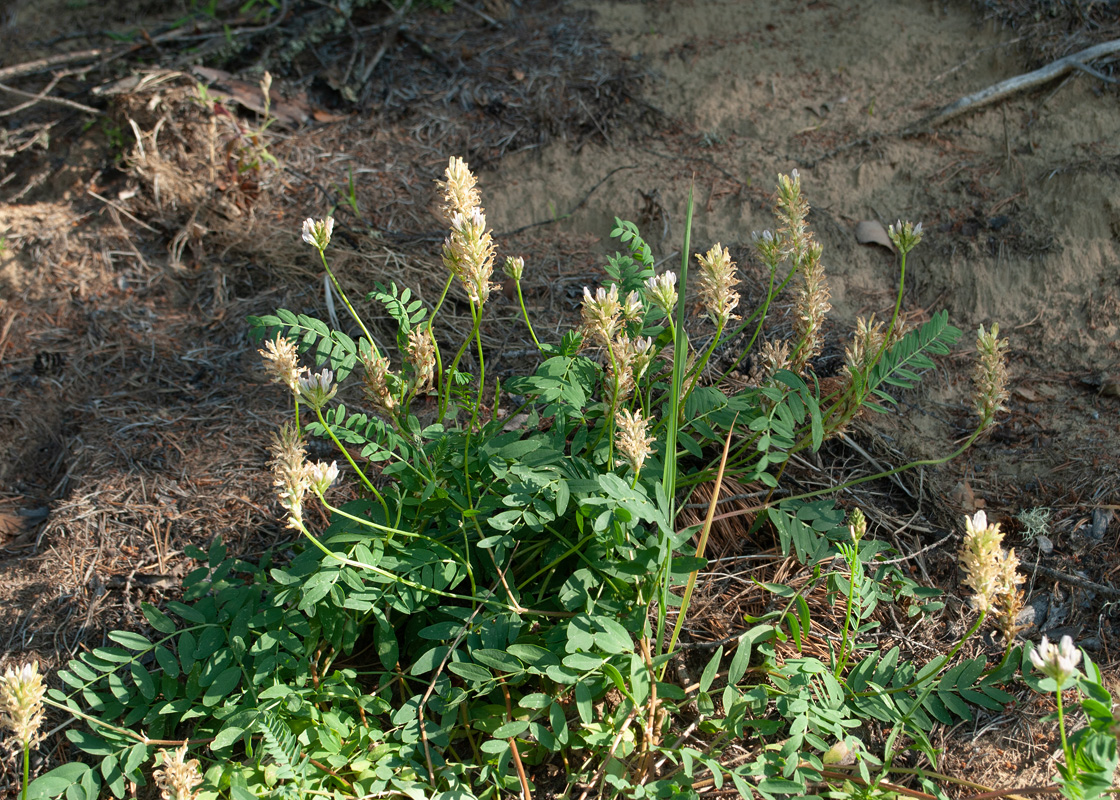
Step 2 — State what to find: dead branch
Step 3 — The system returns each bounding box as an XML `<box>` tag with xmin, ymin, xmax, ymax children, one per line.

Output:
<box><xmin>0</xmin><ymin>74</ymin><xmax>99</xmax><ymax>118</ymax></box>
<box><xmin>925</xmin><ymin>37</ymin><xmax>1120</xmax><ymax>127</ymax></box>
<box><xmin>0</xmin><ymin>47</ymin><xmax>113</xmax><ymax>82</ymax></box>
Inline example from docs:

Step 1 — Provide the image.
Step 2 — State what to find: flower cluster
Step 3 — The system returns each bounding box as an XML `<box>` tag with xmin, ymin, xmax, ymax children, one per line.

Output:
<box><xmin>503</xmin><ymin>255</ymin><xmax>524</xmax><ymax>282</ymax></box>
<box><xmin>581</xmin><ymin>284</ymin><xmax>623</xmax><ymax>348</ymax></box>
<box><xmin>270</xmin><ymin>422</ymin><xmax>310</xmax><ymax>529</ymax></box>
<box><xmin>959</xmin><ymin>511</ymin><xmax>1024</xmax><ymax>622</ymax></box>
<box><xmin>888</xmin><ymin>219</ymin><xmax>923</xmax><ymax>255</ymax></box>
<box><xmin>844</xmin><ymin>316</ymin><xmax>886</xmax><ymax>378</ymax></box>
<box><xmin>305</xmin><ymin>460</ymin><xmax>340</xmax><ymax>496</ymax></box>
<box><xmin>791</xmin><ymin>240</ymin><xmax>831</xmax><ymax>373</ymax></box>
<box><xmin>0</xmin><ymin>661</ymin><xmax>45</xmax><ymax>750</ymax></box>
<box><xmin>748</xmin><ymin>339</ymin><xmax>791</xmax><ymax>387</ymax></box>
<box><xmin>301</xmin><ymin>216</ymin><xmax>334</xmax><ymax>251</ymax></box>
<box><xmin>259</xmin><ymin>335</ymin><xmax>307</xmax><ymax>395</ymax></box>
<box><xmin>752</xmin><ymin>229</ymin><xmax>782</xmax><ymax>273</ymax></box>
<box><xmin>848</xmin><ymin>508</ymin><xmax>867</xmax><ymax>543</ymax></box>
<box><xmin>154</xmin><ymin>744</ymin><xmax>203</xmax><ymax>800</ymax></box>
<box><xmin>579</xmin><ymin>279</ymin><xmax>659</xmax><ymax>413</ymax></box>
<box><xmin>298</xmin><ymin>368</ymin><xmax>338</xmax><ymax>410</ymax></box>
<box><xmin>1029</xmin><ymin>635</ymin><xmax>1082</xmax><ymax>685</ymax></box>
<box><xmin>973</xmin><ymin>323</ymin><xmax>1010</xmax><ymax>431</ymax></box>
<box><xmin>615</xmin><ymin>408</ymin><xmax>656</xmax><ymax>474</ymax></box>
<box><xmin>776</xmin><ymin>170</ymin><xmax>810</xmax><ymax>265</ymax></box>
<box><xmin>695</xmin><ymin>243</ymin><xmax>740</xmax><ymax>328</ymax></box>
<box><xmin>407</xmin><ymin>327</ymin><xmax>437</xmax><ymax>394</ymax></box>
<box><xmin>362</xmin><ymin>350</ymin><xmax>398</xmax><ymax>417</ymax></box>
<box><xmin>760</xmin><ymin>172</ymin><xmax>833</xmax><ymax>375</ymax></box>
<box><xmin>439</xmin><ymin>158</ymin><xmax>497</xmax><ymax>307</ymax></box>
<box><xmin>437</xmin><ymin>155</ymin><xmax>481</xmax><ymax>225</ymax></box>
<box><xmin>645</xmin><ymin>271</ymin><xmax>678</xmax><ymax>320</ymax></box>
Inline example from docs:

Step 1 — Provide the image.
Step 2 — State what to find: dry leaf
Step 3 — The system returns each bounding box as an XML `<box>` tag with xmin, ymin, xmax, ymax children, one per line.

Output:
<box><xmin>190</xmin><ymin>66</ymin><xmax>312</xmax><ymax>128</ymax></box>
<box><xmin>854</xmin><ymin>220</ymin><xmax>896</xmax><ymax>253</ymax></box>
<box><xmin>951</xmin><ymin>480</ymin><xmax>984</xmax><ymax>513</ymax></box>
<box><xmin>312</xmin><ymin>109</ymin><xmax>349</xmax><ymax>123</ymax></box>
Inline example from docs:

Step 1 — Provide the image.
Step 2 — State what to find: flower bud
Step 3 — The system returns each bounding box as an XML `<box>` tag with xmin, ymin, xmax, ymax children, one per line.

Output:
<box><xmin>298</xmin><ymin>368</ymin><xmax>338</xmax><ymax>409</ymax></box>
<box><xmin>503</xmin><ymin>255</ymin><xmax>524</xmax><ymax>282</ymax></box>
<box><xmin>1029</xmin><ymin>635</ymin><xmax>1082</xmax><ymax>685</ymax></box>
<box><xmin>305</xmin><ymin>461</ymin><xmax>340</xmax><ymax>496</ymax></box>
<box><xmin>887</xmin><ymin>219</ymin><xmax>923</xmax><ymax>255</ymax></box>
<box><xmin>645</xmin><ymin>271</ymin><xmax>678</xmax><ymax>319</ymax></box>
<box><xmin>301</xmin><ymin>216</ymin><xmax>334</xmax><ymax>251</ymax></box>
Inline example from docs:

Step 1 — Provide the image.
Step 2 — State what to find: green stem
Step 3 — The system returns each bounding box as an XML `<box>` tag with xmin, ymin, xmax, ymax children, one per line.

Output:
<box><xmin>440</xmin><ymin>316</ymin><xmax>479</xmax><ymax>420</ymax></box>
<box><xmin>428</xmin><ymin>275</ymin><xmax>454</xmax><ymax>406</ymax></box>
<box><xmin>515</xmin><ymin>279</ymin><xmax>542</xmax><ymax>352</ymax></box>
<box><xmin>313</xmin><ymin>406</ymin><xmax>390</xmax><ymax>522</ymax></box>
<box><xmin>680</xmin><ymin>319</ymin><xmax>725</xmax><ymax>409</ymax></box>
<box><xmin>20</xmin><ymin>744</ymin><xmax>28</xmax><ymax>800</ymax></box>
<box><xmin>462</xmin><ymin>304</ymin><xmax>486</xmax><ymax>509</ymax></box>
<box><xmin>656</xmin><ymin>187</ymin><xmax>693</xmax><ymax>656</ymax></box>
<box><xmin>1056</xmin><ymin>686</ymin><xmax>1072</xmax><ymax>767</ymax></box>
<box><xmin>834</xmin><ymin>548</ymin><xmax>860</xmax><ymax>677</ymax></box>
<box><xmin>318</xmin><ymin>248</ymin><xmax>378</xmax><ymax>358</ymax></box>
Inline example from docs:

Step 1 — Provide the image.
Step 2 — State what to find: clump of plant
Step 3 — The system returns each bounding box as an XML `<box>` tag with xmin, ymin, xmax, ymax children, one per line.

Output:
<box><xmin>15</xmin><ymin>160</ymin><xmax>1115</xmax><ymax>800</ymax></box>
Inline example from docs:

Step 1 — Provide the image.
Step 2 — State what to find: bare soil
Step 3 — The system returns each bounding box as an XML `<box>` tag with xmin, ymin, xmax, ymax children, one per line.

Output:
<box><xmin>1</xmin><ymin>0</ymin><xmax>1118</xmax><ymax>795</ymax></box>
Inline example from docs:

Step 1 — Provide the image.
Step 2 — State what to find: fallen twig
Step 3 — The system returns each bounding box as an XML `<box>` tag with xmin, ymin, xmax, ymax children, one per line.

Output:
<box><xmin>0</xmin><ymin>47</ymin><xmax>113</xmax><ymax>81</ymax></box>
<box><xmin>924</xmin><ymin>37</ymin><xmax>1120</xmax><ymax>127</ymax></box>
<box><xmin>0</xmin><ymin>79</ymin><xmax>99</xmax><ymax>117</ymax></box>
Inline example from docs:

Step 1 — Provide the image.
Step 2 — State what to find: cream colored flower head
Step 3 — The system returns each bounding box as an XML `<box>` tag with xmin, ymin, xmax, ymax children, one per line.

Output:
<box><xmin>503</xmin><ymin>255</ymin><xmax>525</xmax><ymax>282</ymax></box>
<box><xmin>615</xmin><ymin>408</ymin><xmax>656</xmax><ymax>474</ymax></box>
<box><xmin>776</xmin><ymin>170</ymin><xmax>810</xmax><ymax>263</ymax></box>
<box><xmin>439</xmin><ymin>156</ymin><xmax>481</xmax><ymax>222</ymax></box>
<box><xmin>959</xmin><ymin>510</ymin><xmax>1006</xmax><ymax>614</ymax></box>
<box><xmin>695</xmin><ymin>243</ymin><xmax>740</xmax><ymax>327</ymax></box>
<box><xmin>406</xmin><ymin>327</ymin><xmax>436</xmax><ymax>394</ymax></box>
<box><xmin>305</xmin><ymin>461</ymin><xmax>339</xmax><ymax>496</ymax></box>
<box><xmin>301</xmin><ymin>216</ymin><xmax>334</xmax><ymax>250</ymax></box>
<box><xmin>791</xmin><ymin>241</ymin><xmax>830</xmax><ymax>372</ymax></box>
<box><xmin>888</xmin><ymin>220</ymin><xmax>923</xmax><ymax>255</ymax></box>
<box><xmin>270</xmin><ymin>422</ymin><xmax>308</xmax><ymax>529</ymax></box>
<box><xmin>621</xmin><ymin>290</ymin><xmax>644</xmax><ymax>322</ymax></box>
<box><xmin>645</xmin><ymin>271</ymin><xmax>678</xmax><ymax>319</ymax></box>
<box><xmin>443</xmin><ymin>208</ymin><xmax>497</xmax><ymax>307</ymax></box>
<box><xmin>1029</xmin><ymin>635</ymin><xmax>1082</xmax><ymax>684</ymax></box>
<box><xmin>580</xmin><ymin>284</ymin><xmax>622</xmax><ymax>348</ymax></box>
<box><xmin>844</xmin><ymin>316</ymin><xmax>886</xmax><ymax>377</ymax></box>
<box><xmin>752</xmin><ymin>229</ymin><xmax>782</xmax><ymax>271</ymax></box>
<box><xmin>0</xmin><ymin>661</ymin><xmax>46</xmax><ymax>750</ymax></box>
<box><xmin>154</xmin><ymin>744</ymin><xmax>203</xmax><ymax>800</ymax></box>
<box><xmin>362</xmin><ymin>351</ymin><xmax>398</xmax><ymax>417</ymax></box>
<box><xmin>259</xmin><ymin>335</ymin><xmax>306</xmax><ymax>395</ymax></box>
<box><xmin>973</xmin><ymin>323</ymin><xmax>1010</xmax><ymax>431</ymax></box>
<box><xmin>627</xmin><ymin>336</ymin><xmax>657</xmax><ymax>381</ymax></box>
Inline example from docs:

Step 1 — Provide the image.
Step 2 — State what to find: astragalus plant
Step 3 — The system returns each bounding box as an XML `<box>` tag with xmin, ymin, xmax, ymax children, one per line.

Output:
<box><xmin>28</xmin><ymin>158</ymin><xmax>1110</xmax><ymax>800</ymax></box>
